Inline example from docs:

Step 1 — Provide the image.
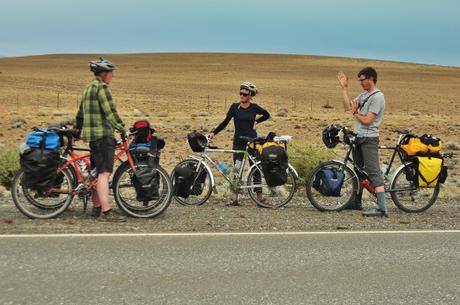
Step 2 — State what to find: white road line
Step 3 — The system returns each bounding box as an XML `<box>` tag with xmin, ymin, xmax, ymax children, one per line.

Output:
<box><xmin>0</xmin><ymin>230</ymin><xmax>459</xmax><ymax>238</ymax></box>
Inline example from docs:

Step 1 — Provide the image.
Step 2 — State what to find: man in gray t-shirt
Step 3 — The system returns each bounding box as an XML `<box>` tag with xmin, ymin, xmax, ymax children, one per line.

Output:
<box><xmin>337</xmin><ymin>67</ymin><xmax>388</xmax><ymax>217</ymax></box>
<box><xmin>355</xmin><ymin>90</ymin><xmax>385</xmax><ymax>137</ymax></box>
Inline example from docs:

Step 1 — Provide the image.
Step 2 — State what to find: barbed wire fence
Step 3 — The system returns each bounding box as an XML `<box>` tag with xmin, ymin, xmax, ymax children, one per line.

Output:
<box><xmin>0</xmin><ymin>91</ymin><xmax>456</xmax><ymax>118</ymax></box>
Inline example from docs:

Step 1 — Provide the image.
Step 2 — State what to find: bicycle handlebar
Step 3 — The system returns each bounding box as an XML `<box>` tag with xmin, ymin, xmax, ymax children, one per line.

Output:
<box><xmin>341</xmin><ymin>127</ymin><xmax>357</xmax><ymax>137</ymax></box>
<box><xmin>238</xmin><ymin>136</ymin><xmax>267</xmax><ymax>144</ymax></box>
<box><xmin>391</xmin><ymin>128</ymin><xmax>412</xmax><ymax>135</ymax></box>
<box><xmin>238</xmin><ymin>134</ymin><xmax>293</xmax><ymax>145</ymax></box>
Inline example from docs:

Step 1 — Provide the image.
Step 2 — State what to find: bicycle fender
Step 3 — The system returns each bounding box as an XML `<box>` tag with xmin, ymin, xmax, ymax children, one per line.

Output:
<box><xmin>246</xmin><ymin>161</ymin><xmax>262</xmax><ymax>182</ymax></box>
<box><xmin>390</xmin><ymin>163</ymin><xmax>413</xmax><ymax>188</ymax></box>
<box><xmin>188</xmin><ymin>155</ymin><xmax>216</xmax><ymax>188</ymax></box>
<box><xmin>332</xmin><ymin>159</ymin><xmax>361</xmax><ymax>194</ymax></box>
<box><xmin>288</xmin><ymin>163</ymin><xmax>299</xmax><ymax>179</ymax></box>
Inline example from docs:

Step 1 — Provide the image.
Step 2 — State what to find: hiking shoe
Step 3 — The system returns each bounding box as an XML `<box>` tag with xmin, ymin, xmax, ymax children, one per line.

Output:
<box><xmin>99</xmin><ymin>209</ymin><xmax>127</xmax><ymax>222</ymax></box>
<box><xmin>225</xmin><ymin>200</ymin><xmax>240</xmax><ymax>206</ymax></box>
<box><xmin>362</xmin><ymin>208</ymin><xmax>388</xmax><ymax>217</ymax></box>
<box><xmin>91</xmin><ymin>207</ymin><xmax>102</xmax><ymax>218</ymax></box>
<box><xmin>256</xmin><ymin>196</ymin><xmax>274</xmax><ymax>207</ymax></box>
<box><xmin>344</xmin><ymin>200</ymin><xmax>362</xmax><ymax>210</ymax></box>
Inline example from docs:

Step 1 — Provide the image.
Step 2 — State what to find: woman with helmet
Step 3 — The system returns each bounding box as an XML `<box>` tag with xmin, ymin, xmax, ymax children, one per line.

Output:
<box><xmin>75</xmin><ymin>57</ymin><xmax>126</xmax><ymax>220</ymax></box>
<box><xmin>209</xmin><ymin>81</ymin><xmax>271</xmax><ymax>206</ymax></box>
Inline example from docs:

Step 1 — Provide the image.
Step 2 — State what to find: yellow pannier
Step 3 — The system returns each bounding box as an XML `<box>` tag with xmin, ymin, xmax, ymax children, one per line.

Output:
<box><xmin>400</xmin><ymin>135</ymin><xmax>443</xmax><ymax>156</ymax></box>
<box><xmin>255</xmin><ymin>141</ymin><xmax>285</xmax><ymax>155</ymax></box>
<box><xmin>416</xmin><ymin>156</ymin><xmax>443</xmax><ymax>188</ymax></box>
<box><xmin>400</xmin><ymin>137</ymin><xmax>429</xmax><ymax>156</ymax></box>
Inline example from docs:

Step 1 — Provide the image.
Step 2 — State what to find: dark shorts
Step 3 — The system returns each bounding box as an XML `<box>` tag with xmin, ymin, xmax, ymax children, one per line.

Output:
<box><xmin>89</xmin><ymin>137</ymin><xmax>116</xmax><ymax>174</ymax></box>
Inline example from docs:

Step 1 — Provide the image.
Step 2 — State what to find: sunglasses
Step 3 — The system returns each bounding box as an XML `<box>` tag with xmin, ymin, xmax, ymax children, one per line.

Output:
<box><xmin>358</xmin><ymin>77</ymin><xmax>368</xmax><ymax>82</ymax></box>
<box><xmin>240</xmin><ymin>92</ymin><xmax>250</xmax><ymax>97</ymax></box>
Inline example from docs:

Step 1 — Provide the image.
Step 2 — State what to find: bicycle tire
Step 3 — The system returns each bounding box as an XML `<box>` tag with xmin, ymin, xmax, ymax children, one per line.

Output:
<box><xmin>11</xmin><ymin>168</ymin><xmax>74</xmax><ymax>219</ymax></box>
<box><xmin>306</xmin><ymin>160</ymin><xmax>359</xmax><ymax>211</ymax></box>
<box><xmin>247</xmin><ymin>164</ymin><xmax>297</xmax><ymax>208</ymax></box>
<box><xmin>21</xmin><ymin>157</ymin><xmax>77</xmax><ymax>210</ymax></box>
<box><xmin>390</xmin><ymin>162</ymin><xmax>440</xmax><ymax>213</ymax></box>
<box><xmin>112</xmin><ymin>160</ymin><xmax>173</xmax><ymax>218</ymax></box>
<box><xmin>171</xmin><ymin>159</ymin><xmax>213</xmax><ymax>206</ymax></box>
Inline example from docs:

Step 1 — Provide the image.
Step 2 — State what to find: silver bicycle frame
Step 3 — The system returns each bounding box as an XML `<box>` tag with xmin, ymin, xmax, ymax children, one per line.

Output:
<box><xmin>187</xmin><ymin>147</ymin><xmax>254</xmax><ymax>189</ymax></box>
<box><xmin>188</xmin><ymin>146</ymin><xmax>299</xmax><ymax>191</ymax></box>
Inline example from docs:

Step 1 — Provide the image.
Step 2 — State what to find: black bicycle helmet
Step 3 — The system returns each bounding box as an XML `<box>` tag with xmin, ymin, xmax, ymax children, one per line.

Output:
<box><xmin>187</xmin><ymin>132</ymin><xmax>208</xmax><ymax>152</ymax></box>
<box><xmin>322</xmin><ymin>124</ymin><xmax>343</xmax><ymax>149</ymax></box>
<box><xmin>89</xmin><ymin>57</ymin><xmax>117</xmax><ymax>74</ymax></box>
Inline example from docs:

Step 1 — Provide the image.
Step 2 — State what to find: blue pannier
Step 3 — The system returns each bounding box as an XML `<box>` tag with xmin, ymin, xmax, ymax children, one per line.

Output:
<box><xmin>313</xmin><ymin>168</ymin><xmax>345</xmax><ymax>197</ymax></box>
<box><xmin>26</xmin><ymin>131</ymin><xmax>61</xmax><ymax>151</ymax></box>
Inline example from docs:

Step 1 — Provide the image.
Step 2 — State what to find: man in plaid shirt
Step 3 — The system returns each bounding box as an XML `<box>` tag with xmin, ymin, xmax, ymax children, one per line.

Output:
<box><xmin>76</xmin><ymin>57</ymin><xmax>126</xmax><ymax>220</ymax></box>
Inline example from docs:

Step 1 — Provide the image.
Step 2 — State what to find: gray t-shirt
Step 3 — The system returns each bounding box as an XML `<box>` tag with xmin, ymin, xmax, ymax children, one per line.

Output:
<box><xmin>355</xmin><ymin>90</ymin><xmax>385</xmax><ymax>138</ymax></box>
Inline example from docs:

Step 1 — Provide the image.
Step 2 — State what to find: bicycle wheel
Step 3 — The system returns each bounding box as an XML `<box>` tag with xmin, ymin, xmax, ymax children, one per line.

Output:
<box><xmin>21</xmin><ymin>158</ymin><xmax>77</xmax><ymax>210</ymax></box>
<box><xmin>390</xmin><ymin>163</ymin><xmax>440</xmax><ymax>213</ymax></box>
<box><xmin>247</xmin><ymin>163</ymin><xmax>297</xmax><ymax>208</ymax></box>
<box><xmin>11</xmin><ymin>168</ymin><xmax>74</xmax><ymax>219</ymax></box>
<box><xmin>112</xmin><ymin>160</ymin><xmax>173</xmax><ymax>218</ymax></box>
<box><xmin>306</xmin><ymin>161</ymin><xmax>358</xmax><ymax>211</ymax></box>
<box><xmin>171</xmin><ymin>159</ymin><xmax>213</xmax><ymax>206</ymax></box>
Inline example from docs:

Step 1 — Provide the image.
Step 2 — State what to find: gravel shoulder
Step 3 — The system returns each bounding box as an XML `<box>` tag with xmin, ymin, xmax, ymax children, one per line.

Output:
<box><xmin>1</xmin><ymin>193</ymin><xmax>459</xmax><ymax>234</ymax></box>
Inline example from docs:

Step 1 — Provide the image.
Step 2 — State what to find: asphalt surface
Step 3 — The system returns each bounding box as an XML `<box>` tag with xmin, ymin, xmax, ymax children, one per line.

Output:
<box><xmin>0</xmin><ymin>231</ymin><xmax>459</xmax><ymax>305</ymax></box>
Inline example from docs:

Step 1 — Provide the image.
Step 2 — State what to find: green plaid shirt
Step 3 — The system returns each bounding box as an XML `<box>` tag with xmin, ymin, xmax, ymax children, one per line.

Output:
<box><xmin>76</xmin><ymin>78</ymin><xmax>125</xmax><ymax>142</ymax></box>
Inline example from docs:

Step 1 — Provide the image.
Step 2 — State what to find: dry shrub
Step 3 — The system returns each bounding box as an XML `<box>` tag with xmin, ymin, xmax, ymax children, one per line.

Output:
<box><xmin>157</xmin><ymin>111</ymin><xmax>169</xmax><ymax>117</ymax></box>
<box><xmin>288</xmin><ymin>143</ymin><xmax>337</xmax><ymax>185</ymax></box>
<box><xmin>0</xmin><ymin>148</ymin><xmax>20</xmax><ymax>189</ymax></box>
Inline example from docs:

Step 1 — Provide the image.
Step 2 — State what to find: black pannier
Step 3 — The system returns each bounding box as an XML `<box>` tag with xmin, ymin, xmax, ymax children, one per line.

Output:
<box><xmin>132</xmin><ymin>166</ymin><xmax>160</xmax><ymax>202</ymax></box>
<box><xmin>131</xmin><ymin>135</ymin><xmax>165</xmax><ymax>203</ymax></box>
<box><xmin>260</xmin><ymin>145</ymin><xmax>289</xmax><ymax>187</ymax></box>
<box><xmin>20</xmin><ymin>149</ymin><xmax>61</xmax><ymax>190</ymax></box>
<box><xmin>173</xmin><ymin>164</ymin><xmax>195</xmax><ymax>198</ymax></box>
<box><xmin>191</xmin><ymin>166</ymin><xmax>207</xmax><ymax>196</ymax></box>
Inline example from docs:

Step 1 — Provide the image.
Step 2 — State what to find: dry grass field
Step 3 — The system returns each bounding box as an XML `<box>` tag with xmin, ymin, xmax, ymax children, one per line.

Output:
<box><xmin>0</xmin><ymin>53</ymin><xmax>459</xmax><ymax>194</ymax></box>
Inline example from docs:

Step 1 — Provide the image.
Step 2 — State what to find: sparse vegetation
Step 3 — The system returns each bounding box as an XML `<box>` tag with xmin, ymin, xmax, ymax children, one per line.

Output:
<box><xmin>0</xmin><ymin>148</ymin><xmax>20</xmax><ymax>189</ymax></box>
<box><xmin>0</xmin><ymin>53</ymin><xmax>458</xmax><ymax>194</ymax></box>
<box><xmin>289</xmin><ymin>143</ymin><xmax>337</xmax><ymax>185</ymax></box>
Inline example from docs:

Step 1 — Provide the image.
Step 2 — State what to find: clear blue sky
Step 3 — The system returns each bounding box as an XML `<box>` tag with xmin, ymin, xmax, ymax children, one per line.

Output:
<box><xmin>1</xmin><ymin>0</ymin><xmax>459</xmax><ymax>66</ymax></box>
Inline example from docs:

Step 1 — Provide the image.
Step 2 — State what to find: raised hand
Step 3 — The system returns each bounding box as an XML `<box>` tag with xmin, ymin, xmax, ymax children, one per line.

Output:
<box><xmin>337</xmin><ymin>71</ymin><xmax>349</xmax><ymax>89</ymax></box>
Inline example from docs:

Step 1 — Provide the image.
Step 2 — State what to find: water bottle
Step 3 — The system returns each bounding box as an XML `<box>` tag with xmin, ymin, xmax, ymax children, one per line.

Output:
<box><xmin>380</xmin><ymin>164</ymin><xmax>389</xmax><ymax>175</ymax></box>
<box><xmin>90</xmin><ymin>168</ymin><xmax>98</xmax><ymax>178</ymax></box>
<box><xmin>77</xmin><ymin>160</ymin><xmax>88</xmax><ymax>179</ymax></box>
<box><xmin>217</xmin><ymin>161</ymin><xmax>229</xmax><ymax>175</ymax></box>
<box><xmin>233</xmin><ymin>160</ymin><xmax>242</xmax><ymax>175</ymax></box>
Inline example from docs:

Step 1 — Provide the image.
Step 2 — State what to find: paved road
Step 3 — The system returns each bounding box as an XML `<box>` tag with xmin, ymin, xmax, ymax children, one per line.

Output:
<box><xmin>0</xmin><ymin>232</ymin><xmax>459</xmax><ymax>305</ymax></box>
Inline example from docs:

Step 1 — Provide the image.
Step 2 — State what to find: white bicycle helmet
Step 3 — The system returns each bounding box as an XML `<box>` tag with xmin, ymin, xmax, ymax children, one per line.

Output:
<box><xmin>89</xmin><ymin>57</ymin><xmax>117</xmax><ymax>74</ymax></box>
<box><xmin>240</xmin><ymin>81</ymin><xmax>258</xmax><ymax>97</ymax></box>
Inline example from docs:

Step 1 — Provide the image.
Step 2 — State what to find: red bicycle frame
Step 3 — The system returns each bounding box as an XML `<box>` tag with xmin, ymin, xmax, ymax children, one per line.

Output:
<box><xmin>53</xmin><ymin>139</ymin><xmax>136</xmax><ymax>196</ymax></box>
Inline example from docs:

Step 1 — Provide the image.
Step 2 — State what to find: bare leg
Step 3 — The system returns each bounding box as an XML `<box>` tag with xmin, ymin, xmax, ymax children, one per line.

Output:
<box><xmin>95</xmin><ymin>172</ymin><xmax>111</xmax><ymax>212</ymax></box>
<box><xmin>92</xmin><ymin>190</ymin><xmax>101</xmax><ymax>208</ymax></box>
